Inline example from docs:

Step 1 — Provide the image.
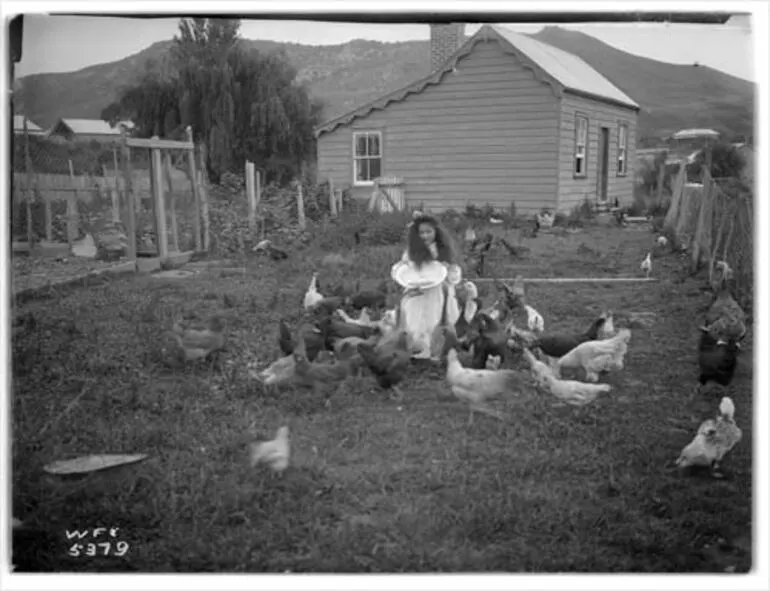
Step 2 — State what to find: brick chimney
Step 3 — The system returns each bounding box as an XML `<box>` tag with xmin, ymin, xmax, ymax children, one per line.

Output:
<box><xmin>430</xmin><ymin>23</ymin><xmax>465</xmax><ymax>72</ymax></box>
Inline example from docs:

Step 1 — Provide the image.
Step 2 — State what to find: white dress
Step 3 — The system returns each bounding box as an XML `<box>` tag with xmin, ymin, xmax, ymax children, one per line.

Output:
<box><xmin>396</xmin><ymin>244</ymin><xmax>462</xmax><ymax>360</ymax></box>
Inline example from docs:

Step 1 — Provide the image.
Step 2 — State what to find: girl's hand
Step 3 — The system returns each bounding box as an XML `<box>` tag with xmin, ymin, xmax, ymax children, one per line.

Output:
<box><xmin>404</xmin><ymin>286</ymin><xmax>424</xmax><ymax>297</ymax></box>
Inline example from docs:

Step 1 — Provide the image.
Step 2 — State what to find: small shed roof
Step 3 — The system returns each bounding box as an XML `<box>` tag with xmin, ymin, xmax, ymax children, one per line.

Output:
<box><xmin>56</xmin><ymin>118</ymin><xmax>124</xmax><ymax>136</ymax></box>
<box><xmin>672</xmin><ymin>128</ymin><xmax>720</xmax><ymax>140</ymax></box>
<box><xmin>316</xmin><ymin>24</ymin><xmax>639</xmax><ymax>137</ymax></box>
<box><xmin>13</xmin><ymin>115</ymin><xmax>43</xmax><ymax>132</ymax></box>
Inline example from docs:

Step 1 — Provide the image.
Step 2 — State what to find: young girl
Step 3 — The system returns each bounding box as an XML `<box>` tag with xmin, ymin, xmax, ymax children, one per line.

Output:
<box><xmin>394</xmin><ymin>212</ymin><xmax>463</xmax><ymax>360</ymax></box>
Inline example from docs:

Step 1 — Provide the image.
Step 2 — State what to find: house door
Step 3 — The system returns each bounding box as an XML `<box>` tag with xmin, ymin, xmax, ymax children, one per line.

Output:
<box><xmin>597</xmin><ymin>127</ymin><xmax>610</xmax><ymax>203</ymax></box>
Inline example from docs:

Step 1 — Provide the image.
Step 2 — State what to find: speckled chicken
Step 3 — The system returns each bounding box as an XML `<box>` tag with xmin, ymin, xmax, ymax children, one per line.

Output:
<box><xmin>676</xmin><ymin>396</ymin><xmax>742</xmax><ymax>478</ymax></box>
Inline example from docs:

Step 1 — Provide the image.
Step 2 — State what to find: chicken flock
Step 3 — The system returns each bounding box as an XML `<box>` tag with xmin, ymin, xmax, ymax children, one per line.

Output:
<box><xmin>133</xmin><ymin>226</ymin><xmax>748</xmax><ymax>480</ymax></box>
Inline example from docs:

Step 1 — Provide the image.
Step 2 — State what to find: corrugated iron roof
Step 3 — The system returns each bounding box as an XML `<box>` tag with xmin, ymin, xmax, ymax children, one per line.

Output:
<box><xmin>316</xmin><ymin>24</ymin><xmax>639</xmax><ymax>136</ymax></box>
<box><xmin>59</xmin><ymin>118</ymin><xmax>123</xmax><ymax>135</ymax></box>
<box><xmin>491</xmin><ymin>26</ymin><xmax>639</xmax><ymax>110</ymax></box>
<box><xmin>13</xmin><ymin>115</ymin><xmax>43</xmax><ymax>132</ymax></box>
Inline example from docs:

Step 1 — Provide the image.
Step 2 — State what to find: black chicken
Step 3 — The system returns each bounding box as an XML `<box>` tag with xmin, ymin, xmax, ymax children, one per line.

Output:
<box><xmin>697</xmin><ymin>326</ymin><xmax>741</xmax><ymax>394</ymax></box>
<box><xmin>278</xmin><ymin>319</ymin><xmax>329</xmax><ymax>362</ymax></box>
<box><xmin>357</xmin><ymin>330</ymin><xmax>413</xmax><ymax>400</ymax></box>
<box><xmin>469</xmin><ymin>311</ymin><xmax>510</xmax><ymax>369</ymax></box>
<box><xmin>531</xmin><ymin>316</ymin><xmax>607</xmax><ymax>359</ymax></box>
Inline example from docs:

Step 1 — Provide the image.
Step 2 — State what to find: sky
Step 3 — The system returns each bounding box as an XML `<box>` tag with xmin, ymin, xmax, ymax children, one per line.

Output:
<box><xmin>13</xmin><ymin>13</ymin><xmax>755</xmax><ymax>81</ymax></box>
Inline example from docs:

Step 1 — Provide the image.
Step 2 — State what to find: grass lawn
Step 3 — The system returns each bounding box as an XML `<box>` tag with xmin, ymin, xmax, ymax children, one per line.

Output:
<box><xmin>10</xmin><ymin>215</ymin><xmax>753</xmax><ymax>573</ymax></box>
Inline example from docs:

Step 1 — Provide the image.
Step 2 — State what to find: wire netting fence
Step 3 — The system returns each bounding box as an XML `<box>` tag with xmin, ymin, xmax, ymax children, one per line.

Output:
<box><xmin>664</xmin><ymin>164</ymin><xmax>754</xmax><ymax>306</ymax></box>
<box><xmin>11</xmin><ymin>127</ymin><xmax>207</xmax><ymax>260</ymax></box>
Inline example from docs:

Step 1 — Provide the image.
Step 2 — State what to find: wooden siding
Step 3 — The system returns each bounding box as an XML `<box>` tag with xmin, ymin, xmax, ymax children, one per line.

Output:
<box><xmin>556</xmin><ymin>94</ymin><xmax>637</xmax><ymax>212</ymax></box>
<box><xmin>317</xmin><ymin>39</ymin><xmax>560</xmax><ymax>214</ymax></box>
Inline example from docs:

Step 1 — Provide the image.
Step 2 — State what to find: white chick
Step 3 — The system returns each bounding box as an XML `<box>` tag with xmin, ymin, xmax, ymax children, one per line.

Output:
<box><xmin>676</xmin><ymin>397</ymin><xmax>742</xmax><ymax>478</ymax></box>
<box><xmin>524</xmin><ymin>304</ymin><xmax>545</xmax><ymax>333</ymax></box>
<box><xmin>641</xmin><ymin>252</ymin><xmax>652</xmax><ymax>278</ymax></box>
<box><xmin>250</xmin><ymin>426</ymin><xmax>290</xmax><ymax>474</ymax></box>
<box><xmin>303</xmin><ymin>273</ymin><xmax>324</xmax><ymax>310</ymax></box>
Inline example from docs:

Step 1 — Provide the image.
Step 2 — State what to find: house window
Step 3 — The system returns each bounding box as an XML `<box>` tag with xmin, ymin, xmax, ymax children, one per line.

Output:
<box><xmin>573</xmin><ymin>115</ymin><xmax>588</xmax><ymax>177</ymax></box>
<box><xmin>617</xmin><ymin>123</ymin><xmax>629</xmax><ymax>176</ymax></box>
<box><xmin>353</xmin><ymin>131</ymin><xmax>382</xmax><ymax>185</ymax></box>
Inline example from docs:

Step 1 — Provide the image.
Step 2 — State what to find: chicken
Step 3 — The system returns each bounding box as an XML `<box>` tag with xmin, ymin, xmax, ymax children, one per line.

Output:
<box><xmin>464</xmin><ymin>226</ymin><xmax>477</xmax><ymax>244</ymax></box>
<box><xmin>524</xmin><ymin>304</ymin><xmax>544</xmax><ymax>333</ymax></box>
<box><xmin>498</xmin><ymin>237</ymin><xmax>531</xmax><ymax>258</ymax></box>
<box><xmin>349</xmin><ymin>281</ymin><xmax>388</xmax><ymax>310</ymax></box>
<box><xmin>485</xmin><ymin>355</ymin><xmax>502</xmax><ymax>370</ymax></box>
<box><xmin>312</xmin><ymin>296</ymin><xmax>347</xmax><ymax>316</ymax></box>
<box><xmin>696</xmin><ymin>325</ymin><xmax>742</xmax><ymax>395</ymax></box>
<box><xmin>530</xmin><ymin>315</ymin><xmax>607</xmax><ymax>359</ymax></box>
<box><xmin>676</xmin><ymin>397</ymin><xmax>742</xmax><ymax>478</ymax></box>
<box><xmin>598</xmin><ymin>310</ymin><xmax>616</xmax><ymax>339</ymax></box>
<box><xmin>641</xmin><ymin>252</ymin><xmax>653</xmax><ymax>278</ymax></box>
<box><xmin>714</xmin><ymin>260</ymin><xmax>733</xmax><ymax>282</ymax></box>
<box><xmin>169</xmin><ymin>315</ymin><xmax>226</xmax><ymax>362</ymax></box>
<box><xmin>445</xmin><ymin>348</ymin><xmax>525</xmax><ymax>425</ymax></box>
<box><xmin>540</xmin><ymin>372</ymin><xmax>612</xmax><ymax>406</ymax></box>
<box><xmin>536</xmin><ymin>211</ymin><xmax>555</xmax><ymax>228</ymax></box>
<box><xmin>469</xmin><ymin>311</ymin><xmax>510</xmax><ymax>370</ymax></box>
<box><xmin>705</xmin><ymin>279</ymin><xmax>747</xmax><ymax>342</ymax></box>
<box><xmin>250</xmin><ymin>426</ymin><xmax>290</xmax><ymax>474</ymax></box>
<box><xmin>373</xmin><ymin>308</ymin><xmax>399</xmax><ymax>337</ymax></box>
<box><xmin>657</xmin><ymin>235</ymin><xmax>668</xmax><ymax>248</ymax></box>
<box><xmin>303</xmin><ymin>272</ymin><xmax>324</xmax><ymax>310</ymax></box>
<box><xmin>496</xmin><ymin>276</ymin><xmax>527</xmax><ymax>312</ymax></box>
<box><xmin>556</xmin><ymin>328</ymin><xmax>632</xmax><ymax>382</ymax></box>
<box><xmin>293</xmin><ymin>334</ymin><xmax>355</xmax><ymax>400</ymax></box>
<box><xmin>253</xmin><ymin>239</ymin><xmax>289</xmax><ymax>261</ymax></box>
<box><xmin>357</xmin><ymin>329</ymin><xmax>415</xmax><ymax>400</ymax></box>
<box><xmin>278</xmin><ymin>320</ymin><xmax>328</xmax><ymax>362</ymax></box>
<box><xmin>328</xmin><ymin>317</ymin><xmax>379</xmax><ymax>341</ymax></box>
<box><xmin>252</xmin><ymin>354</ymin><xmax>296</xmax><ymax>390</ymax></box>
<box><xmin>335</xmin><ymin>307</ymin><xmax>374</xmax><ymax>327</ymax></box>
<box><xmin>454</xmin><ymin>280</ymin><xmax>480</xmax><ymax>339</ymax></box>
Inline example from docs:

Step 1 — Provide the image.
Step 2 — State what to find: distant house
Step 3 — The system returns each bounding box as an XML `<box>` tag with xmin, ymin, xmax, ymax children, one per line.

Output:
<box><xmin>315</xmin><ymin>24</ymin><xmax>640</xmax><ymax>214</ymax></box>
<box><xmin>47</xmin><ymin>118</ymin><xmax>134</xmax><ymax>144</ymax></box>
<box><xmin>13</xmin><ymin>115</ymin><xmax>45</xmax><ymax>136</ymax></box>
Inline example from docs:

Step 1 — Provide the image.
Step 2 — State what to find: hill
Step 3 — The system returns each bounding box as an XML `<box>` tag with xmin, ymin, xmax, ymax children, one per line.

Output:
<box><xmin>15</xmin><ymin>26</ymin><xmax>754</xmax><ymax>144</ymax></box>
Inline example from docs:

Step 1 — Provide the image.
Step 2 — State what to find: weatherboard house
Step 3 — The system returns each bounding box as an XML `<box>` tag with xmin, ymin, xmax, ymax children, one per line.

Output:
<box><xmin>315</xmin><ymin>24</ymin><xmax>640</xmax><ymax>214</ymax></box>
<box><xmin>48</xmin><ymin>118</ymin><xmax>134</xmax><ymax>144</ymax></box>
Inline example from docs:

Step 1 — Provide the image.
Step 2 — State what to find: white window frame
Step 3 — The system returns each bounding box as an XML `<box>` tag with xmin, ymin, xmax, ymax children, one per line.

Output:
<box><xmin>573</xmin><ymin>114</ymin><xmax>589</xmax><ymax>178</ymax></box>
<box><xmin>352</xmin><ymin>130</ymin><xmax>383</xmax><ymax>186</ymax></box>
<box><xmin>617</xmin><ymin>123</ymin><xmax>629</xmax><ymax>177</ymax></box>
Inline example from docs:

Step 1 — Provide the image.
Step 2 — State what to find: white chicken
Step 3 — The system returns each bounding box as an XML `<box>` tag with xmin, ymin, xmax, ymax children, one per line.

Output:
<box><xmin>657</xmin><ymin>235</ymin><xmax>668</xmax><ymax>248</ymax></box>
<box><xmin>303</xmin><ymin>273</ymin><xmax>324</xmax><ymax>311</ymax></box>
<box><xmin>540</xmin><ymin>373</ymin><xmax>612</xmax><ymax>406</ymax></box>
<box><xmin>521</xmin><ymin>348</ymin><xmax>554</xmax><ymax>386</ymax></box>
<box><xmin>714</xmin><ymin>260</ymin><xmax>734</xmax><ymax>282</ymax></box>
<box><xmin>556</xmin><ymin>328</ymin><xmax>632</xmax><ymax>382</ymax></box>
<box><xmin>252</xmin><ymin>355</ymin><xmax>296</xmax><ymax>389</ymax></box>
<box><xmin>250</xmin><ymin>426</ymin><xmax>290</xmax><ymax>474</ymax></box>
<box><xmin>374</xmin><ymin>308</ymin><xmax>399</xmax><ymax>337</ymax></box>
<box><xmin>464</xmin><ymin>227</ymin><xmax>477</xmax><ymax>244</ymax></box>
<box><xmin>641</xmin><ymin>252</ymin><xmax>653</xmax><ymax>278</ymax></box>
<box><xmin>598</xmin><ymin>310</ymin><xmax>616</xmax><ymax>339</ymax></box>
<box><xmin>676</xmin><ymin>397</ymin><xmax>742</xmax><ymax>478</ymax></box>
<box><xmin>336</xmin><ymin>307</ymin><xmax>373</xmax><ymax>327</ymax></box>
<box><xmin>461</xmin><ymin>281</ymin><xmax>479</xmax><ymax>324</ymax></box>
<box><xmin>524</xmin><ymin>304</ymin><xmax>545</xmax><ymax>333</ymax></box>
<box><xmin>445</xmin><ymin>348</ymin><xmax>525</xmax><ymax>425</ymax></box>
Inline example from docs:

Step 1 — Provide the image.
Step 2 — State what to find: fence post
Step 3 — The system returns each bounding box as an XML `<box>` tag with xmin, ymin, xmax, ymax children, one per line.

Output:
<box><xmin>246</xmin><ymin>160</ymin><xmax>257</xmax><ymax>229</ymax></box>
<box><xmin>66</xmin><ymin>159</ymin><xmax>79</xmax><ymax>245</ymax></box>
<box><xmin>151</xmin><ymin>144</ymin><xmax>169</xmax><ymax>260</ymax></box>
<box><xmin>163</xmin><ymin>151</ymin><xmax>179</xmax><ymax>252</ymax></box>
<box><xmin>120</xmin><ymin>137</ymin><xmax>137</xmax><ymax>263</ymax></box>
<box><xmin>197</xmin><ymin>142</ymin><xmax>210</xmax><ymax>252</ymax></box>
<box><xmin>296</xmin><ymin>180</ymin><xmax>306</xmax><ymax>230</ymax></box>
<box><xmin>185</xmin><ymin>127</ymin><xmax>202</xmax><ymax>252</ymax></box>
<box><xmin>328</xmin><ymin>178</ymin><xmax>335</xmax><ymax>217</ymax></box>
<box><xmin>23</xmin><ymin>118</ymin><xmax>35</xmax><ymax>246</ymax></box>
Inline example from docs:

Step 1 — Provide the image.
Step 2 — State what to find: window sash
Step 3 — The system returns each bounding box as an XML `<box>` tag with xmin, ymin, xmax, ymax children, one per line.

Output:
<box><xmin>353</xmin><ymin>131</ymin><xmax>382</xmax><ymax>184</ymax></box>
<box><xmin>617</xmin><ymin>124</ymin><xmax>628</xmax><ymax>175</ymax></box>
<box><xmin>574</xmin><ymin>115</ymin><xmax>588</xmax><ymax>176</ymax></box>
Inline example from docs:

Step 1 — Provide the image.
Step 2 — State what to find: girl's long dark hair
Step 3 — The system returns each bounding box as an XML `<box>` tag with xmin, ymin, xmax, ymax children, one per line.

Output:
<box><xmin>406</xmin><ymin>214</ymin><xmax>458</xmax><ymax>269</ymax></box>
